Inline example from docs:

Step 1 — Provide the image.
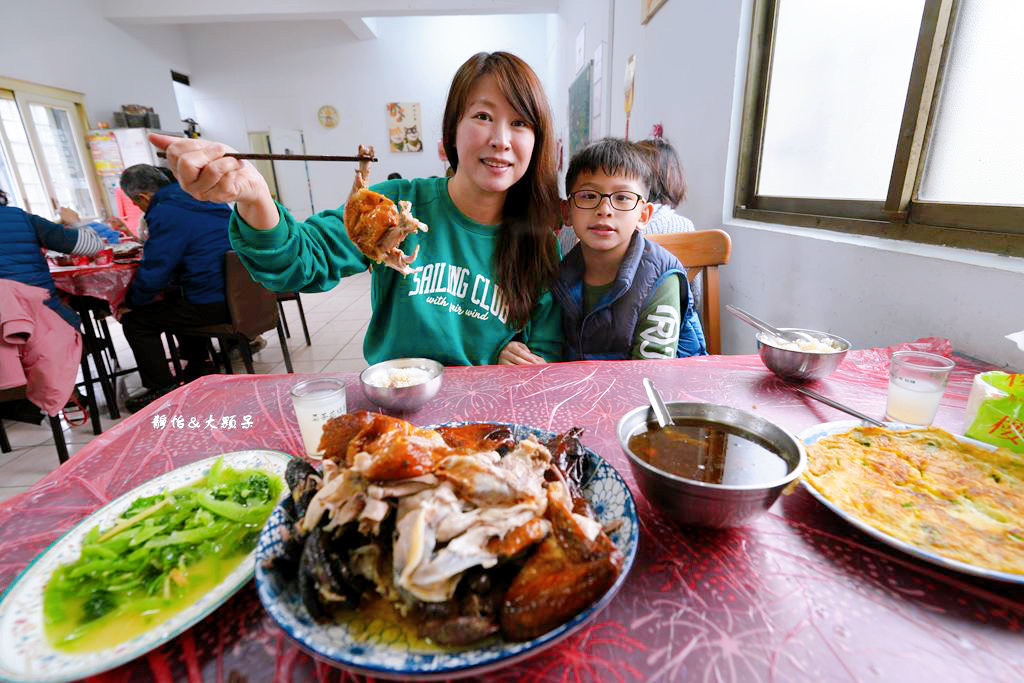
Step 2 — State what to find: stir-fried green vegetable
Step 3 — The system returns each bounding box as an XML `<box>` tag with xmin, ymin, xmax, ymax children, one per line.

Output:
<box><xmin>43</xmin><ymin>458</ymin><xmax>283</xmax><ymax>648</ymax></box>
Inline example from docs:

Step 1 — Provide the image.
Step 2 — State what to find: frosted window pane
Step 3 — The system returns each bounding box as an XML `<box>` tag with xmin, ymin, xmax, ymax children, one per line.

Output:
<box><xmin>29</xmin><ymin>103</ymin><xmax>96</xmax><ymax>217</ymax></box>
<box><xmin>758</xmin><ymin>0</ymin><xmax>925</xmax><ymax>200</ymax></box>
<box><xmin>0</xmin><ymin>141</ymin><xmax>20</xmax><ymax>209</ymax></box>
<box><xmin>0</xmin><ymin>97</ymin><xmax>49</xmax><ymax>217</ymax></box>
<box><xmin>919</xmin><ymin>0</ymin><xmax>1024</xmax><ymax>205</ymax></box>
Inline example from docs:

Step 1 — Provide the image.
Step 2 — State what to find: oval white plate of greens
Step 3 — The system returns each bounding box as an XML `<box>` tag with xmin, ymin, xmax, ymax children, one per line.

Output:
<box><xmin>0</xmin><ymin>450</ymin><xmax>292</xmax><ymax>683</ymax></box>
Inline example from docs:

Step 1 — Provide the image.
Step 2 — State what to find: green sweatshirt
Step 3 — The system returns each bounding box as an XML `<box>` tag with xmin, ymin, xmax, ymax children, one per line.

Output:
<box><xmin>228</xmin><ymin>177</ymin><xmax>562</xmax><ymax>366</ymax></box>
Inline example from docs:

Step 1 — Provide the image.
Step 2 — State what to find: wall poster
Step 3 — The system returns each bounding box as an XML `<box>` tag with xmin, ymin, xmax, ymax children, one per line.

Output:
<box><xmin>568</xmin><ymin>61</ymin><xmax>593</xmax><ymax>158</ymax></box>
<box><xmin>386</xmin><ymin>102</ymin><xmax>423</xmax><ymax>153</ymax></box>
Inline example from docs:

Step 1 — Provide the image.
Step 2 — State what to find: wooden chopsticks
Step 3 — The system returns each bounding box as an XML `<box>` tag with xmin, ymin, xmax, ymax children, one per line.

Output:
<box><xmin>156</xmin><ymin>151</ymin><xmax>377</xmax><ymax>163</ymax></box>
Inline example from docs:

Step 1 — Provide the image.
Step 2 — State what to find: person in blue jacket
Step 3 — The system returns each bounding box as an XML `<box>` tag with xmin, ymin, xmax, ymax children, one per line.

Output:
<box><xmin>0</xmin><ymin>189</ymin><xmax>105</xmax><ymax>329</ymax></box>
<box><xmin>118</xmin><ymin>164</ymin><xmax>232</xmax><ymax>412</ymax></box>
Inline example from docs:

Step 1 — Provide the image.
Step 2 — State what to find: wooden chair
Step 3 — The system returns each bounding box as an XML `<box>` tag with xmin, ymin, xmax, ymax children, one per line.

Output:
<box><xmin>646</xmin><ymin>230</ymin><xmax>732</xmax><ymax>355</ymax></box>
<box><xmin>177</xmin><ymin>251</ymin><xmax>294</xmax><ymax>374</ymax></box>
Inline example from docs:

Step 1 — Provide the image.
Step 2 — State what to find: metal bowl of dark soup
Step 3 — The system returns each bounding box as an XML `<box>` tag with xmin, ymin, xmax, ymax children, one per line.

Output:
<box><xmin>617</xmin><ymin>402</ymin><xmax>806</xmax><ymax>528</ymax></box>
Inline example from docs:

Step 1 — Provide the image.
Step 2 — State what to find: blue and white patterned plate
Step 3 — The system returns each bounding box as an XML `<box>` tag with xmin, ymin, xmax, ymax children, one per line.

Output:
<box><xmin>0</xmin><ymin>450</ymin><xmax>293</xmax><ymax>683</ymax></box>
<box><xmin>255</xmin><ymin>422</ymin><xmax>639</xmax><ymax>680</ymax></box>
<box><xmin>800</xmin><ymin>420</ymin><xmax>1024</xmax><ymax>584</ymax></box>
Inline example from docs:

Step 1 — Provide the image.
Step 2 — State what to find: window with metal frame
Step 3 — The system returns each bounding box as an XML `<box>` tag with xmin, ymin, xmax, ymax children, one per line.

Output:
<box><xmin>0</xmin><ymin>79</ymin><xmax>102</xmax><ymax>221</ymax></box>
<box><xmin>735</xmin><ymin>0</ymin><xmax>1024</xmax><ymax>257</ymax></box>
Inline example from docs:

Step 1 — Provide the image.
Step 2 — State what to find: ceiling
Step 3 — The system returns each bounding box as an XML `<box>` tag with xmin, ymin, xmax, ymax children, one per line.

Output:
<box><xmin>100</xmin><ymin>0</ymin><xmax>560</xmax><ymax>40</ymax></box>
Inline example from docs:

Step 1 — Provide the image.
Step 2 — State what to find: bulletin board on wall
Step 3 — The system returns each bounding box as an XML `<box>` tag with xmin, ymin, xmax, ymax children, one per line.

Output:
<box><xmin>568</xmin><ymin>61</ymin><xmax>593</xmax><ymax>158</ymax></box>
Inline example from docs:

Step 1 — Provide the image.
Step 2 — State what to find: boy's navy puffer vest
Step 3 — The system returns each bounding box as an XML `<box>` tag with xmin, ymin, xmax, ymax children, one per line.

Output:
<box><xmin>552</xmin><ymin>231</ymin><xmax>707</xmax><ymax>361</ymax></box>
<box><xmin>0</xmin><ymin>206</ymin><xmax>79</xmax><ymax>329</ymax></box>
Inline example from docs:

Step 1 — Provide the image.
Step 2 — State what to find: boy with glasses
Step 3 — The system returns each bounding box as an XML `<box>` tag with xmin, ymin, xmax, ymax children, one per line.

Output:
<box><xmin>552</xmin><ymin>138</ymin><xmax>707</xmax><ymax>360</ymax></box>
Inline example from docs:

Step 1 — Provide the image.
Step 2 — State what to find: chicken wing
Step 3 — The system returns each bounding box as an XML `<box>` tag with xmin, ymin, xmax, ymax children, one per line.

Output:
<box><xmin>320</xmin><ymin>411</ymin><xmax>452</xmax><ymax>480</ymax></box>
<box><xmin>499</xmin><ymin>482</ymin><xmax>622</xmax><ymax>641</ymax></box>
<box><xmin>344</xmin><ymin>189</ymin><xmax>428</xmax><ymax>275</ymax></box>
<box><xmin>437</xmin><ymin>424</ymin><xmax>516</xmax><ymax>454</ymax></box>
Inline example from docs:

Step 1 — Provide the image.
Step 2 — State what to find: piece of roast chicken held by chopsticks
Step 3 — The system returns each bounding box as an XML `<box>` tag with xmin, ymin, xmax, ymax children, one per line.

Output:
<box><xmin>345</xmin><ymin>144</ymin><xmax>428</xmax><ymax>275</ymax></box>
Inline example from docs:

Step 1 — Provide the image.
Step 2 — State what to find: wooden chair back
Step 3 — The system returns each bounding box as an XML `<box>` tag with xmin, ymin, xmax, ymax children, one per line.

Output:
<box><xmin>223</xmin><ymin>251</ymin><xmax>280</xmax><ymax>340</ymax></box>
<box><xmin>646</xmin><ymin>229</ymin><xmax>732</xmax><ymax>355</ymax></box>
<box><xmin>183</xmin><ymin>251</ymin><xmax>294</xmax><ymax>374</ymax></box>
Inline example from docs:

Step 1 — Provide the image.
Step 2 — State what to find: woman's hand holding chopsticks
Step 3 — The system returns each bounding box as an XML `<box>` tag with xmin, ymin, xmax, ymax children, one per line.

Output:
<box><xmin>149</xmin><ymin>133</ymin><xmax>280</xmax><ymax>230</ymax></box>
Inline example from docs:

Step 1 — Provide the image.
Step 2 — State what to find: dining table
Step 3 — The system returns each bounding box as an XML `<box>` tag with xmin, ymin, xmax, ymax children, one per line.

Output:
<box><xmin>49</xmin><ymin>261</ymin><xmax>139</xmax><ymax>313</ymax></box>
<box><xmin>0</xmin><ymin>337</ymin><xmax>1021</xmax><ymax>682</ymax></box>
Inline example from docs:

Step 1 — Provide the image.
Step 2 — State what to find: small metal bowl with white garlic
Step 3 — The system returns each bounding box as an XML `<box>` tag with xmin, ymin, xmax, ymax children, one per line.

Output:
<box><xmin>359</xmin><ymin>358</ymin><xmax>444</xmax><ymax>412</ymax></box>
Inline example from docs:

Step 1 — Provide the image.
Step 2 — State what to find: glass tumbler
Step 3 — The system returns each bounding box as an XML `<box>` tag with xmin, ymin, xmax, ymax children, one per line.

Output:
<box><xmin>884</xmin><ymin>351</ymin><xmax>956</xmax><ymax>426</ymax></box>
<box><xmin>290</xmin><ymin>377</ymin><xmax>347</xmax><ymax>459</ymax></box>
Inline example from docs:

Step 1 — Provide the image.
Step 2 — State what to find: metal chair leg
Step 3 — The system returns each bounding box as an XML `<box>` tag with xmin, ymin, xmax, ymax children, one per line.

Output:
<box><xmin>98</xmin><ymin>316</ymin><xmax>120</xmax><ymax>371</ymax></box>
<box><xmin>48</xmin><ymin>415</ymin><xmax>69</xmax><ymax>464</ymax></box>
<box><xmin>205</xmin><ymin>339</ymin><xmax>223</xmax><ymax>372</ymax></box>
<box><xmin>239</xmin><ymin>336</ymin><xmax>256</xmax><ymax>374</ymax></box>
<box><xmin>294</xmin><ymin>293</ymin><xmax>312</xmax><ymax>346</ymax></box>
<box><xmin>278</xmin><ymin>301</ymin><xmax>291</xmax><ymax>338</ymax></box>
<box><xmin>79</xmin><ymin>353</ymin><xmax>103</xmax><ymax>436</ymax></box>
<box><xmin>80</xmin><ymin>311</ymin><xmax>120</xmax><ymax>420</ymax></box>
<box><xmin>218</xmin><ymin>337</ymin><xmax>234</xmax><ymax>374</ymax></box>
<box><xmin>277</xmin><ymin>320</ymin><xmax>294</xmax><ymax>373</ymax></box>
<box><xmin>166</xmin><ymin>333</ymin><xmax>183</xmax><ymax>381</ymax></box>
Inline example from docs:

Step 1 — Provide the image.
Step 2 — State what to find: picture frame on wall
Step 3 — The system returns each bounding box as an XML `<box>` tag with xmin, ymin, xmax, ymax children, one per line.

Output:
<box><xmin>641</xmin><ymin>0</ymin><xmax>669</xmax><ymax>25</ymax></box>
<box><xmin>568</xmin><ymin>61</ymin><xmax>593</xmax><ymax>158</ymax></box>
<box><xmin>386</xmin><ymin>102</ymin><xmax>423</xmax><ymax>153</ymax></box>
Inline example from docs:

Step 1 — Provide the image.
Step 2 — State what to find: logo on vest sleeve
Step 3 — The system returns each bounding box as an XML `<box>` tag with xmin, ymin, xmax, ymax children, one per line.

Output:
<box><xmin>638</xmin><ymin>304</ymin><xmax>679</xmax><ymax>358</ymax></box>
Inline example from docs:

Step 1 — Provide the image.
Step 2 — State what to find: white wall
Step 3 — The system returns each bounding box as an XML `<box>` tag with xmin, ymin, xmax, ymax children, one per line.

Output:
<box><xmin>4</xmin><ymin>0</ymin><xmax>189</xmax><ymax>130</ymax></box>
<box><xmin>555</xmin><ymin>0</ymin><xmax>612</xmax><ymax>135</ymax></box>
<box><xmin>182</xmin><ymin>15</ymin><xmax>555</xmax><ymax>215</ymax></box>
<box><xmin>557</xmin><ymin>0</ymin><xmax>1023</xmax><ymax>369</ymax></box>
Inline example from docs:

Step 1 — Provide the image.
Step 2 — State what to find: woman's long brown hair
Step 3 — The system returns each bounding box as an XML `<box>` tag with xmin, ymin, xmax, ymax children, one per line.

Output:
<box><xmin>442</xmin><ymin>52</ymin><xmax>560</xmax><ymax>329</ymax></box>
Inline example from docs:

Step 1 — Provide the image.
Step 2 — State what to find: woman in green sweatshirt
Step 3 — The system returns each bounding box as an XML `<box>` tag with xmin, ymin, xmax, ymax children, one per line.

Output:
<box><xmin>150</xmin><ymin>52</ymin><xmax>562</xmax><ymax>367</ymax></box>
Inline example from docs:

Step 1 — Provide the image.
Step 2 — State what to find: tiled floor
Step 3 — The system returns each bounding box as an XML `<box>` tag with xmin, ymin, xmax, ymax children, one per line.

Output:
<box><xmin>0</xmin><ymin>272</ymin><xmax>373</xmax><ymax>503</ymax></box>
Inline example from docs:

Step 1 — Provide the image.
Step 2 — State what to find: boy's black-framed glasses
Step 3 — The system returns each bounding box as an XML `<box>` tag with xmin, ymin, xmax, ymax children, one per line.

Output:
<box><xmin>569</xmin><ymin>190</ymin><xmax>645</xmax><ymax>211</ymax></box>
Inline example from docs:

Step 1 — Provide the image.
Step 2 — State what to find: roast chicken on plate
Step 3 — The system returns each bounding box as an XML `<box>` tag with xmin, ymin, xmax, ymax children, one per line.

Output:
<box><xmin>274</xmin><ymin>412</ymin><xmax>624</xmax><ymax>645</ymax></box>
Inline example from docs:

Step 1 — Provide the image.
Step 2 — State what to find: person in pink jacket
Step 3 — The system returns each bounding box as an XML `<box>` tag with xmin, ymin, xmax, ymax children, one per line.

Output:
<box><xmin>0</xmin><ymin>279</ymin><xmax>83</xmax><ymax>416</ymax></box>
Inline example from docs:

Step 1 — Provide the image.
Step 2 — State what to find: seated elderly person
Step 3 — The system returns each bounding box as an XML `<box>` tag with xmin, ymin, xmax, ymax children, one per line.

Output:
<box><xmin>118</xmin><ymin>164</ymin><xmax>233</xmax><ymax>413</ymax></box>
<box><xmin>0</xmin><ymin>189</ymin><xmax>104</xmax><ymax>329</ymax></box>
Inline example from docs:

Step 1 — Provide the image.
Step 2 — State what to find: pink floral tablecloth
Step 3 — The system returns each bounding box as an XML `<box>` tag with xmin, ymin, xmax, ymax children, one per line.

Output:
<box><xmin>1</xmin><ymin>338</ymin><xmax>1020</xmax><ymax>681</ymax></box>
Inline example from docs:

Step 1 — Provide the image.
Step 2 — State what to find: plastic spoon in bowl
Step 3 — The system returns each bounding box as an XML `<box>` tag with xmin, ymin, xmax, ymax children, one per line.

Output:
<box><xmin>643</xmin><ymin>378</ymin><xmax>674</xmax><ymax>428</ymax></box>
<box><xmin>725</xmin><ymin>305</ymin><xmax>817</xmax><ymax>345</ymax></box>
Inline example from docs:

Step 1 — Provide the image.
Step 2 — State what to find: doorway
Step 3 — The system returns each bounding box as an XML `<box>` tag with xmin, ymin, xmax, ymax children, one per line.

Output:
<box><xmin>268</xmin><ymin>127</ymin><xmax>314</xmax><ymax>219</ymax></box>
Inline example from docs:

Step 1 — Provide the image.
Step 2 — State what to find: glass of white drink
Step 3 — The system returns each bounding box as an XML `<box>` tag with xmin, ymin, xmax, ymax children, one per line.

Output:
<box><xmin>884</xmin><ymin>351</ymin><xmax>955</xmax><ymax>426</ymax></box>
<box><xmin>290</xmin><ymin>378</ymin><xmax>347</xmax><ymax>459</ymax></box>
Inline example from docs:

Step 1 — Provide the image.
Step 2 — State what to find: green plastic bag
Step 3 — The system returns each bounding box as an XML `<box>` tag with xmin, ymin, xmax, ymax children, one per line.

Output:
<box><xmin>964</xmin><ymin>371</ymin><xmax>1024</xmax><ymax>453</ymax></box>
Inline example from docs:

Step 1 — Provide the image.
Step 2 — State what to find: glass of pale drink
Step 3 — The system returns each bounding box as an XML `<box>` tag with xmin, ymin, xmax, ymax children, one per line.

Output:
<box><xmin>290</xmin><ymin>378</ymin><xmax>347</xmax><ymax>459</ymax></box>
<box><xmin>884</xmin><ymin>351</ymin><xmax>955</xmax><ymax>426</ymax></box>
